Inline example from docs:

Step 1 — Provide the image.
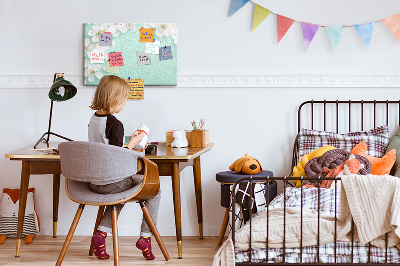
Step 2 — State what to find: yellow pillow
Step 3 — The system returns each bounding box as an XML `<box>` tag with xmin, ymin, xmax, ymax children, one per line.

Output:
<box><xmin>292</xmin><ymin>145</ymin><xmax>336</xmax><ymax>187</ymax></box>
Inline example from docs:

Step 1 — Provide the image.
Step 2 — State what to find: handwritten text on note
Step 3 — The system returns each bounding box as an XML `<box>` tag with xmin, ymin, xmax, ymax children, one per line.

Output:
<box><xmin>108</xmin><ymin>52</ymin><xmax>124</xmax><ymax>67</ymax></box>
<box><xmin>159</xmin><ymin>46</ymin><xmax>173</xmax><ymax>61</ymax></box>
<box><xmin>137</xmin><ymin>52</ymin><xmax>151</xmax><ymax>66</ymax></box>
<box><xmin>99</xmin><ymin>32</ymin><xmax>113</xmax><ymax>46</ymax></box>
<box><xmin>140</xmin><ymin>28</ymin><xmax>155</xmax><ymax>42</ymax></box>
<box><xmin>145</xmin><ymin>41</ymin><xmax>160</xmax><ymax>54</ymax></box>
<box><xmin>90</xmin><ymin>49</ymin><xmax>105</xmax><ymax>63</ymax></box>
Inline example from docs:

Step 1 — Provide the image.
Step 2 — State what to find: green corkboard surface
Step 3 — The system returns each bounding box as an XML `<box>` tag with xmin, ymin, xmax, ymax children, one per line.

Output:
<box><xmin>84</xmin><ymin>23</ymin><xmax>178</xmax><ymax>85</ymax></box>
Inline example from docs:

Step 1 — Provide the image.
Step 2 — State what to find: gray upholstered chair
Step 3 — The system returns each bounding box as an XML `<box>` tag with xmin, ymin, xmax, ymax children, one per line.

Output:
<box><xmin>55</xmin><ymin>141</ymin><xmax>169</xmax><ymax>266</ymax></box>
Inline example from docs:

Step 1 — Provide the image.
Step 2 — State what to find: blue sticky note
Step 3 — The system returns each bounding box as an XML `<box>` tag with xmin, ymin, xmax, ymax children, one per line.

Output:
<box><xmin>159</xmin><ymin>46</ymin><xmax>173</xmax><ymax>61</ymax></box>
<box><xmin>99</xmin><ymin>33</ymin><xmax>112</xmax><ymax>46</ymax></box>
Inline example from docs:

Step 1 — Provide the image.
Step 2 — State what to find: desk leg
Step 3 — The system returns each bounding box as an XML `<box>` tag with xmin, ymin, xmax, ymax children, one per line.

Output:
<box><xmin>193</xmin><ymin>157</ymin><xmax>203</xmax><ymax>239</ymax></box>
<box><xmin>171</xmin><ymin>162</ymin><xmax>182</xmax><ymax>259</ymax></box>
<box><xmin>16</xmin><ymin>161</ymin><xmax>31</xmax><ymax>257</ymax></box>
<box><xmin>53</xmin><ymin>174</ymin><xmax>60</xmax><ymax>238</ymax></box>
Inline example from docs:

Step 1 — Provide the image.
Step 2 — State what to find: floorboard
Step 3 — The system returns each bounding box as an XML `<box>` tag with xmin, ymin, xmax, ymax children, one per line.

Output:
<box><xmin>0</xmin><ymin>235</ymin><xmax>223</xmax><ymax>265</ymax></box>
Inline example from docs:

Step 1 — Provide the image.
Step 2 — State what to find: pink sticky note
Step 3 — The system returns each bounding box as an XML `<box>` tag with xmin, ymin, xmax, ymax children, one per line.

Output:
<box><xmin>109</xmin><ymin>52</ymin><xmax>124</xmax><ymax>67</ymax></box>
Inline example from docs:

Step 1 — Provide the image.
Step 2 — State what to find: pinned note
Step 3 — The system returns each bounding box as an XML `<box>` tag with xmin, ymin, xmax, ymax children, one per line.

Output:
<box><xmin>105</xmin><ymin>63</ymin><xmax>119</xmax><ymax>73</ymax></box>
<box><xmin>99</xmin><ymin>32</ymin><xmax>113</xmax><ymax>46</ymax></box>
<box><xmin>145</xmin><ymin>41</ymin><xmax>160</xmax><ymax>54</ymax></box>
<box><xmin>137</xmin><ymin>52</ymin><xmax>151</xmax><ymax>65</ymax></box>
<box><xmin>125</xmin><ymin>78</ymin><xmax>144</xmax><ymax>100</ymax></box>
<box><xmin>90</xmin><ymin>49</ymin><xmax>105</xmax><ymax>63</ymax></box>
<box><xmin>108</xmin><ymin>52</ymin><xmax>124</xmax><ymax>67</ymax></box>
<box><xmin>159</xmin><ymin>46</ymin><xmax>173</xmax><ymax>61</ymax></box>
<box><xmin>140</xmin><ymin>28</ymin><xmax>155</xmax><ymax>42</ymax></box>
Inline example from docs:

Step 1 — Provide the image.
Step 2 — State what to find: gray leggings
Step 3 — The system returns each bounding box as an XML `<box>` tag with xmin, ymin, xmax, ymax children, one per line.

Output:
<box><xmin>89</xmin><ymin>176</ymin><xmax>161</xmax><ymax>236</ymax></box>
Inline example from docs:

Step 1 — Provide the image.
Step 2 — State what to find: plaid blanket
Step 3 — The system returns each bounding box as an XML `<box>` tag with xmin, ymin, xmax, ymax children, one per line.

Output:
<box><xmin>228</xmin><ymin>181</ymin><xmax>277</xmax><ymax>235</ymax></box>
<box><xmin>267</xmin><ymin>186</ymin><xmax>341</xmax><ymax>216</ymax></box>
<box><xmin>235</xmin><ymin>242</ymin><xmax>400</xmax><ymax>263</ymax></box>
<box><xmin>235</xmin><ymin>186</ymin><xmax>400</xmax><ymax>263</ymax></box>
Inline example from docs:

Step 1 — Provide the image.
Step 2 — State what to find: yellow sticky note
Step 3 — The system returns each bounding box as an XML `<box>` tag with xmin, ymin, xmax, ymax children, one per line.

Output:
<box><xmin>125</xmin><ymin>79</ymin><xmax>144</xmax><ymax>100</ymax></box>
<box><xmin>140</xmin><ymin>28</ymin><xmax>155</xmax><ymax>42</ymax></box>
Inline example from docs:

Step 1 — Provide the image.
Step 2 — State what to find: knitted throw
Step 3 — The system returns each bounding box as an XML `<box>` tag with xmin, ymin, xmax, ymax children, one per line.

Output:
<box><xmin>339</xmin><ymin>174</ymin><xmax>400</xmax><ymax>249</ymax></box>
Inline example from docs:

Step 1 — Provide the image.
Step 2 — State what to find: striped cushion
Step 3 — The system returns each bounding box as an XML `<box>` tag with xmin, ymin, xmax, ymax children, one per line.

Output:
<box><xmin>296</xmin><ymin>125</ymin><xmax>390</xmax><ymax>164</ymax></box>
<box><xmin>0</xmin><ymin>213</ymin><xmax>37</xmax><ymax>237</ymax></box>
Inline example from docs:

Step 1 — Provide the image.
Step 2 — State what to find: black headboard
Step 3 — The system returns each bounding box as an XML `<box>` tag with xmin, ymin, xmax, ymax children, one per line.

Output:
<box><xmin>292</xmin><ymin>100</ymin><xmax>400</xmax><ymax>169</ymax></box>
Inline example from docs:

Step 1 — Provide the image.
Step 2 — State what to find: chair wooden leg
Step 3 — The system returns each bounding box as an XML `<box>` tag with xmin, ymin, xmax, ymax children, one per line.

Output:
<box><xmin>218</xmin><ymin>208</ymin><xmax>230</xmax><ymax>245</ymax></box>
<box><xmin>56</xmin><ymin>204</ymin><xmax>85</xmax><ymax>266</ymax></box>
<box><xmin>139</xmin><ymin>201</ymin><xmax>170</xmax><ymax>261</ymax></box>
<box><xmin>89</xmin><ymin>206</ymin><xmax>105</xmax><ymax>256</ymax></box>
<box><xmin>111</xmin><ymin>205</ymin><xmax>119</xmax><ymax>266</ymax></box>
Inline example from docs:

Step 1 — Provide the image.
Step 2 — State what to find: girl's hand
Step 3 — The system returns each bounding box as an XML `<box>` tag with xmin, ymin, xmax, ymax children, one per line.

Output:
<box><xmin>133</xmin><ymin>143</ymin><xmax>148</xmax><ymax>152</ymax></box>
<box><xmin>126</xmin><ymin>131</ymin><xmax>145</xmax><ymax>150</ymax></box>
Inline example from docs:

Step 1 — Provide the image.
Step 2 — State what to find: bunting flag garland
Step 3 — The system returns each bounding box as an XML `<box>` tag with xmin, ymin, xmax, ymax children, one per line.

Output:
<box><xmin>354</xmin><ymin>22</ymin><xmax>374</xmax><ymax>49</ymax></box>
<box><xmin>277</xmin><ymin>15</ymin><xmax>295</xmax><ymax>43</ymax></box>
<box><xmin>301</xmin><ymin>22</ymin><xmax>319</xmax><ymax>52</ymax></box>
<box><xmin>229</xmin><ymin>0</ymin><xmax>400</xmax><ymax>52</ymax></box>
<box><xmin>230</xmin><ymin>0</ymin><xmax>250</xmax><ymax>17</ymax></box>
<box><xmin>383</xmin><ymin>14</ymin><xmax>400</xmax><ymax>44</ymax></box>
<box><xmin>253</xmin><ymin>4</ymin><xmax>271</xmax><ymax>31</ymax></box>
<box><xmin>326</xmin><ymin>26</ymin><xmax>345</xmax><ymax>52</ymax></box>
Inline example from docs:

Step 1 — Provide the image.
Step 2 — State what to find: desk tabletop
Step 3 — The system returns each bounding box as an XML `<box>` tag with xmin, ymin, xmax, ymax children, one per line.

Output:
<box><xmin>5</xmin><ymin>142</ymin><xmax>214</xmax><ymax>160</ymax></box>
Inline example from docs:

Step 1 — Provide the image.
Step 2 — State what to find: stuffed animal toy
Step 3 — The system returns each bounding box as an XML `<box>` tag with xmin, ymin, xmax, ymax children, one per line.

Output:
<box><xmin>230</xmin><ymin>154</ymin><xmax>263</xmax><ymax>175</ymax></box>
<box><xmin>304</xmin><ymin>149</ymin><xmax>371</xmax><ymax>177</ymax></box>
<box><xmin>321</xmin><ymin>155</ymin><xmax>364</xmax><ymax>188</ymax></box>
<box><xmin>0</xmin><ymin>188</ymin><xmax>39</xmax><ymax>244</ymax></box>
<box><xmin>171</xmin><ymin>130</ymin><xmax>188</xmax><ymax>148</ymax></box>
<box><xmin>351</xmin><ymin>140</ymin><xmax>396</xmax><ymax>175</ymax></box>
<box><xmin>292</xmin><ymin>145</ymin><xmax>336</xmax><ymax>187</ymax></box>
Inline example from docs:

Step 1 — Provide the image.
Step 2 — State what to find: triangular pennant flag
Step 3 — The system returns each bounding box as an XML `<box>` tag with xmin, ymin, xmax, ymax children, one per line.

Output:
<box><xmin>277</xmin><ymin>15</ymin><xmax>295</xmax><ymax>43</ymax></box>
<box><xmin>230</xmin><ymin>0</ymin><xmax>250</xmax><ymax>17</ymax></box>
<box><xmin>301</xmin><ymin>22</ymin><xmax>319</xmax><ymax>52</ymax></box>
<box><xmin>354</xmin><ymin>22</ymin><xmax>374</xmax><ymax>49</ymax></box>
<box><xmin>252</xmin><ymin>4</ymin><xmax>271</xmax><ymax>31</ymax></box>
<box><xmin>326</xmin><ymin>25</ymin><xmax>345</xmax><ymax>52</ymax></box>
<box><xmin>383</xmin><ymin>14</ymin><xmax>400</xmax><ymax>44</ymax></box>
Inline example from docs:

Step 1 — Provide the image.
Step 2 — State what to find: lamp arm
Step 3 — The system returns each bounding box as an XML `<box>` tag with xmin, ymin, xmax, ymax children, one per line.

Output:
<box><xmin>46</xmin><ymin>100</ymin><xmax>54</xmax><ymax>143</ymax></box>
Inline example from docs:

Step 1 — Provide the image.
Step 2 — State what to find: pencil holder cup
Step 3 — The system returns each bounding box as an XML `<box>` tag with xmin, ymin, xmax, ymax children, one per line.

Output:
<box><xmin>190</xmin><ymin>130</ymin><xmax>209</xmax><ymax>148</ymax></box>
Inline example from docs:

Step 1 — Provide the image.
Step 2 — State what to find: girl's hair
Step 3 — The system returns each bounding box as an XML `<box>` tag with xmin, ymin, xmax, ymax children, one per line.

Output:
<box><xmin>90</xmin><ymin>75</ymin><xmax>130</xmax><ymax>114</ymax></box>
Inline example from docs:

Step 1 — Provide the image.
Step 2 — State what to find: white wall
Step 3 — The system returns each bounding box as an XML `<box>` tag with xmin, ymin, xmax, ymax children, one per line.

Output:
<box><xmin>1</xmin><ymin>0</ymin><xmax>400</xmax><ymax>236</ymax></box>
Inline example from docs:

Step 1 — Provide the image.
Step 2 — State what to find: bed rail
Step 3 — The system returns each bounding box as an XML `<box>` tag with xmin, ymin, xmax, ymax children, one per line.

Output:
<box><xmin>232</xmin><ymin>175</ymin><xmax>394</xmax><ymax>265</ymax></box>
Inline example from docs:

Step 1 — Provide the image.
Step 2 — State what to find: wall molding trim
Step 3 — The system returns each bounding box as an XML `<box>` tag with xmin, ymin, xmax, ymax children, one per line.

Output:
<box><xmin>1</xmin><ymin>75</ymin><xmax>399</xmax><ymax>88</ymax></box>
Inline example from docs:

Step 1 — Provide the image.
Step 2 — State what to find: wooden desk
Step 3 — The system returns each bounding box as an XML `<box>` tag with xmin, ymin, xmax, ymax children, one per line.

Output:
<box><xmin>5</xmin><ymin>142</ymin><xmax>214</xmax><ymax>259</ymax></box>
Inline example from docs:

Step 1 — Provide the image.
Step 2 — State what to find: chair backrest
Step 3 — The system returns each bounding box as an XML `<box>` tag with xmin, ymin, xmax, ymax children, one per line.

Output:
<box><xmin>59</xmin><ymin>141</ymin><xmax>142</xmax><ymax>183</ymax></box>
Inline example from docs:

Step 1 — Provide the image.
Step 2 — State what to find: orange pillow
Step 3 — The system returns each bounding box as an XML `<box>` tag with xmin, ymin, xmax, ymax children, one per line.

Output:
<box><xmin>351</xmin><ymin>140</ymin><xmax>396</xmax><ymax>175</ymax></box>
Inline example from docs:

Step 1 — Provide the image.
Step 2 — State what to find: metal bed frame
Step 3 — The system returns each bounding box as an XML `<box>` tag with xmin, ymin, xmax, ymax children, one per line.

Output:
<box><xmin>232</xmin><ymin>100</ymin><xmax>400</xmax><ymax>265</ymax></box>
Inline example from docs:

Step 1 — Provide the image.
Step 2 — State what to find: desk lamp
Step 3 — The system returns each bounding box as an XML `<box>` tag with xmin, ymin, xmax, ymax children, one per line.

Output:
<box><xmin>33</xmin><ymin>73</ymin><xmax>77</xmax><ymax>149</ymax></box>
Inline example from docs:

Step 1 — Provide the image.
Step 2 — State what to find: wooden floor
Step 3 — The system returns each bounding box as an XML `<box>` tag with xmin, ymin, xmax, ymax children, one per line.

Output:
<box><xmin>0</xmin><ymin>236</ymin><xmax>223</xmax><ymax>265</ymax></box>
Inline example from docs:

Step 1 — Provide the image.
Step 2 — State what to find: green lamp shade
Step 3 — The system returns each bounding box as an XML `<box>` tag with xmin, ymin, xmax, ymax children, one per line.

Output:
<box><xmin>48</xmin><ymin>76</ymin><xmax>77</xmax><ymax>102</ymax></box>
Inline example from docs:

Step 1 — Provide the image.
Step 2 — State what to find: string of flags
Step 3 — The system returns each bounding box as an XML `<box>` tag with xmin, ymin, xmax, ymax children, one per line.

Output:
<box><xmin>230</xmin><ymin>0</ymin><xmax>400</xmax><ymax>52</ymax></box>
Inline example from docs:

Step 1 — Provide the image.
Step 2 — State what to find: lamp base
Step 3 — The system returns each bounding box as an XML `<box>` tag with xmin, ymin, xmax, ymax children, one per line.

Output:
<box><xmin>33</xmin><ymin>132</ymin><xmax>73</xmax><ymax>149</ymax></box>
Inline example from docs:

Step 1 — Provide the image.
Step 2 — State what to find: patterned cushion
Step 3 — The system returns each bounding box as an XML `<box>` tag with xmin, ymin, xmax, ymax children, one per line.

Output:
<box><xmin>296</xmin><ymin>125</ymin><xmax>390</xmax><ymax>164</ymax></box>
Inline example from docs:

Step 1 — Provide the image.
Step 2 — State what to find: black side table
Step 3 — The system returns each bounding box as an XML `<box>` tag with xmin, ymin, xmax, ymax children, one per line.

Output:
<box><xmin>216</xmin><ymin>170</ymin><xmax>276</xmax><ymax>245</ymax></box>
